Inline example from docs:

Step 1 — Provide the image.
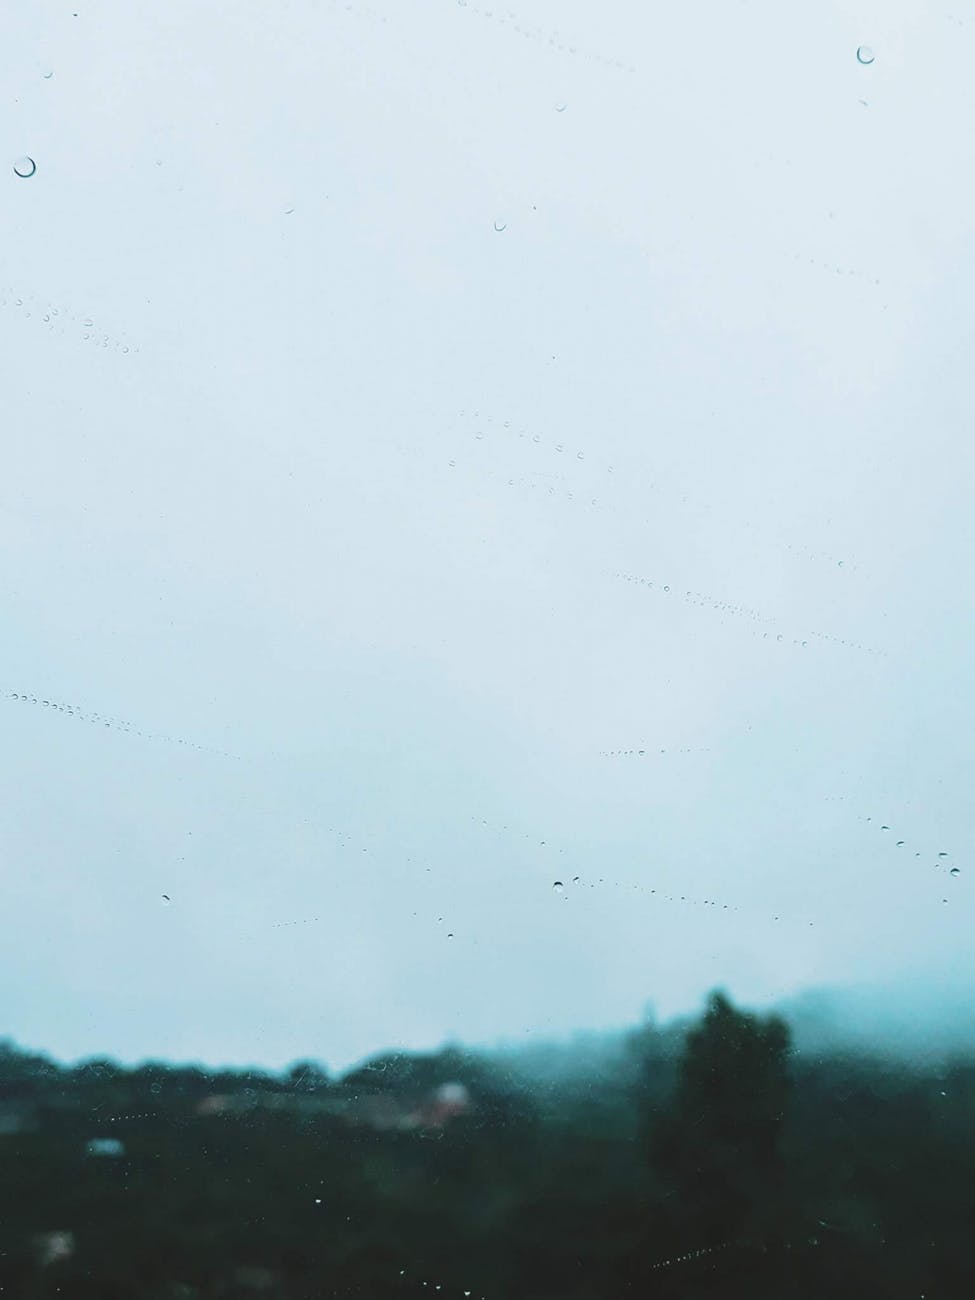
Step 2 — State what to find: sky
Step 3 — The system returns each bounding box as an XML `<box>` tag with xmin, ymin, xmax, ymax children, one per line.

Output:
<box><xmin>1</xmin><ymin>0</ymin><xmax>973</xmax><ymax>1072</ymax></box>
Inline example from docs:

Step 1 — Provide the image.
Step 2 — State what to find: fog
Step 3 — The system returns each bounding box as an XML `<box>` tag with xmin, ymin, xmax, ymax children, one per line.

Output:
<box><xmin>1</xmin><ymin>0</ymin><xmax>972</xmax><ymax>1072</ymax></box>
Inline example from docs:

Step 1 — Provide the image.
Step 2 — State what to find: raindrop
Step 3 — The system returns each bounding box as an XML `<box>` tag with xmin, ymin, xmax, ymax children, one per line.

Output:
<box><xmin>447</xmin><ymin>932</ymin><xmax>454</xmax><ymax>939</ymax></box>
<box><xmin>950</xmin><ymin>867</ymin><xmax>960</xmax><ymax>877</ymax></box>
<box><xmin>896</xmin><ymin>840</ymin><xmax>905</xmax><ymax>847</ymax></box>
<box><xmin>315</xmin><ymin>1197</ymin><xmax>322</xmax><ymax>1204</ymax></box>
<box><xmin>493</xmin><ymin>220</ymin><xmax>507</xmax><ymax>232</ymax></box>
<box><xmin>553</xmin><ymin>880</ymin><xmax>564</xmax><ymax>892</ymax></box>
<box><xmin>881</xmin><ymin>825</ymin><xmax>890</xmax><ymax>831</ymax></box>
<box><xmin>13</xmin><ymin>156</ymin><xmax>36</xmax><ymax>178</ymax></box>
<box><xmin>43</xmin><ymin>70</ymin><xmax>54</xmax><ymax>79</ymax></box>
<box><xmin>555</xmin><ymin>102</ymin><xmax>568</xmax><ymax>112</ymax></box>
<box><xmin>856</xmin><ymin>45</ymin><xmax>875</xmax><ymax>65</ymax></box>
<box><xmin>939</xmin><ymin>851</ymin><xmax>948</xmax><ymax>857</ymax></box>
<box><xmin>161</xmin><ymin>894</ymin><xmax>171</xmax><ymax>904</ymax></box>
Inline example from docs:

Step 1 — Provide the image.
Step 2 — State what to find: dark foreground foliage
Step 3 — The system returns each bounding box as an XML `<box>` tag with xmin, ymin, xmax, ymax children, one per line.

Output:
<box><xmin>1</xmin><ymin>992</ymin><xmax>971</xmax><ymax>1299</ymax></box>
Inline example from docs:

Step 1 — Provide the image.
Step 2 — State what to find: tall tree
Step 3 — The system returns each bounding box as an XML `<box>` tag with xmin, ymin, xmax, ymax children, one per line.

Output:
<box><xmin>650</xmin><ymin>991</ymin><xmax>792</xmax><ymax>1248</ymax></box>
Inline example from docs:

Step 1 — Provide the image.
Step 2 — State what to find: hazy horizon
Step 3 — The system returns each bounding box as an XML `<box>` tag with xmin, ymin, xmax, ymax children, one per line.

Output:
<box><xmin>4</xmin><ymin>969</ymin><xmax>972</xmax><ymax>1078</ymax></box>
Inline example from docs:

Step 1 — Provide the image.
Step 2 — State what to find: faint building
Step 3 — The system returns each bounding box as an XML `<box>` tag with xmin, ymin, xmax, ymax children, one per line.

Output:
<box><xmin>196</xmin><ymin>1093</ymin><xmax>233</xmax><ymax>1116</ymax></box>
<box><xmin>33</xmin><ymin>1230</ymin><xmax>75</xmax><ymax>1267</ymax></box>
<box><xmin>0</xmin><ymin>1103</ymin><xmax>35</xmax><ymax>1136</ymax></box>
<box><xmin>85</xmin><ymin>1137</ymin><xmax>125</xmax><ymax>1157</ymax></box>
<box><xmin>340</xmin><ymin>1081</ymin><xmax>473</xmax><ymax>1131</ymax></box>
<box><xmin>231</xmin><ymin>1265</ymin><xmax>278</xmax><ymax>1291</ymax></box>
<box><xmin>413</xmin><ymin>1082</ymin><xmax>472</xmax><ymax>1128</ymax></box>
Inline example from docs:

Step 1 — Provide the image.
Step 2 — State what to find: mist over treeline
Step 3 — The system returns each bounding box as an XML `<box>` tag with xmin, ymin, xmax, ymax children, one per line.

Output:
<box><xmin>1</xmin><ymin>988</ymin><xmax>972</xmax><ymax>1298</ymax></box>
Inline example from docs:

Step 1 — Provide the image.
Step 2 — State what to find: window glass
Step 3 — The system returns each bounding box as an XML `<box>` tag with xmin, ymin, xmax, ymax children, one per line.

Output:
<box><xmin>2</xmin><ymin>2</ymin><xmax>971</xmax><ymax>1296</ymax></box>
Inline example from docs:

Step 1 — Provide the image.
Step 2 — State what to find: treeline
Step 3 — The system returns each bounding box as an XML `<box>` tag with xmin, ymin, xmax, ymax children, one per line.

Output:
<box><xmin>0</xmin><ymin>992</ymin><xmax>972</xmax><ymax>1298</ymax></box>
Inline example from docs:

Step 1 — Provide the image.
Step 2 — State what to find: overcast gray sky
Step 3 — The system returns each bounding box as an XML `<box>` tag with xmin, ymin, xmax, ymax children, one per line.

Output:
<box><xmin>1</xmin><ymin>0</ymin><xmax>972</xmax><ymax>1072</ymax></box>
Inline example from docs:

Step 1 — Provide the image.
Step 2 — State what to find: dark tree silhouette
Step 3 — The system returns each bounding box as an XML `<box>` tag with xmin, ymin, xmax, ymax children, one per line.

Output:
<box><xmin>650</xmin><ymin>991</ymin><xmax>792</xmax><ymax>1248</ymax></box>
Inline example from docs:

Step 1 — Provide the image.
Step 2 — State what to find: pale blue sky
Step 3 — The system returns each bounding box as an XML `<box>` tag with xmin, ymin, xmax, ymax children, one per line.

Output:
<box><xmin>1</xmin><ymin>0</ymin><xmax>972</xmax><ymax>1071</ymax></box>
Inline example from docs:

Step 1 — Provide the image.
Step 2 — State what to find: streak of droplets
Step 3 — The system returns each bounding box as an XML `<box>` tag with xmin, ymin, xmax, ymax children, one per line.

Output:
<box><xmin>1</xmin><ymin>286</ymin><xmax>140</xmax><ymax>352</ymax></box>
<box><xmin>647</xmin><ymin>1239</ymin><xmax>742</xmax><ymax>1272</ymax></box>
<box><xmin>469</xmin><ymin>817</ymin><xmax>814</xmax><ymax>927</ymax></box>
<box><xmin>612</xmin><ymin>571</ymin><xmax>886</xmax><ymax>657</ymax></box>
<box><xmin>789</xmin><ymin>249</ymin><xmax>882</xmax><ymax>291</ymax></box>
<box><xmin>2</xmin><ymin>688</ymin><xmax>238</xmax><ymax>759</ymax></box>
<box><xmin>454</xmin><ymin>0</ymin><xmax>636</xmax><ymax>73</ymax></box>
<box><xmin>458</xmin><ymin>411</ymin><xmax>858</xmax><ymax>572</ymax></box>
<box><xmin>599</xmin><ymin>747</ymin><xmax>713</xmax><ymax>758</ymax></box>
<box><xmin>860</xmin><ymin>816</ymin><xmax>959</xmax><ymax>881</ymax></box>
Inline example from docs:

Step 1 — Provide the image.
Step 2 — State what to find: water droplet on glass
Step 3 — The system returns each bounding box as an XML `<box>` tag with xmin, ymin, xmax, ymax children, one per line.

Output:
<box><xmin>13</xmin><ymin>156</ymin><xmax>36</xmax><ymax>178</ymax></box>
<box><xmin>161</xmin><ymin>894</ymin><xmax>171</xmax><ymax>904</ymax></box>
<box><xmin>553</xmin><ymin>880</ymin><xmax>564</xmax><ymax>892</ymax></box>
<box><xmin>896</xmin><ymin>840</ymin><xmax>905</xmax><ymax>847</ymax></box>
<box><xmin>881</xmin><ymin>825</ymin><xmax>890</xmax><ymax>831</ymax></box>
<box><xmin>446</xmin><ymin>932</ymin><xmax>454</xmax><ymax>939</ymax></box>
<box><xmin>493</xmin><ymin>220</ymin><xmax>507</xmax><ymax>232</ymax></box>
<box><xmin>939</xmin><ymin>851</ymin><xmax>948</xmax><ymax>857</ymax></box>
<box><xmin>555</xmin><ymin>102</ymin><xmax>567</xmax><ymax>112</ymax></box>
<box><xmin>950</xmin><ymin>867</ymin><xmax>960</xmax><ymax>877</ymax></box>
<box><xmin>856</xmin><ymin>45</ymin><xmax>875</xmax><ymax>64</ymax></box>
